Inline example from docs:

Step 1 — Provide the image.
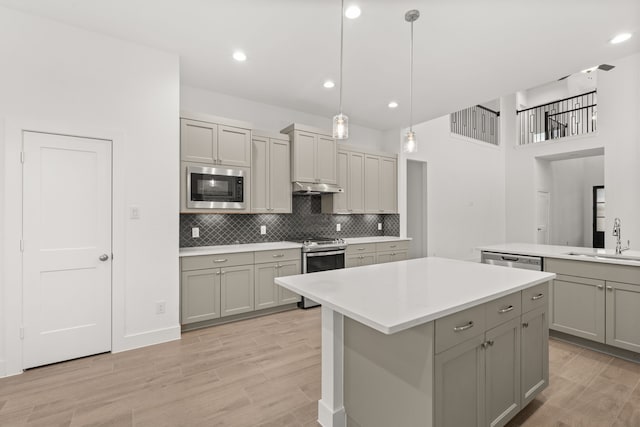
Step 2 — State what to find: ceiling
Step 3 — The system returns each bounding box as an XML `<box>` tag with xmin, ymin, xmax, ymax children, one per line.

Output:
<box><xmin>1</xmin><ymin>0</ymin><xmax>638</xmax><ymax>130</ymax></box>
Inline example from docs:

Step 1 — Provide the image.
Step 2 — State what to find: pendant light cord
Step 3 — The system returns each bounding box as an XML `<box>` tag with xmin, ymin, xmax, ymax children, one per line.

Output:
<box><xmin>339</xmin><ymin>0</ymin><xmax>344</xmax><ymax>115</ymax></box>
<box><xmin>409</xmin><ymin>18</ymin><xmax>414</xmax><ymax>133</ymax></box>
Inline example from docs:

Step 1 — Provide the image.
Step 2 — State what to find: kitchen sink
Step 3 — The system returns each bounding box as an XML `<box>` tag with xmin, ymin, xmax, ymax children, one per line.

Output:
<box><xmin>564</xmin><ymin>251</ymin><xmax>640</xmax><ymax>264</ymax></box>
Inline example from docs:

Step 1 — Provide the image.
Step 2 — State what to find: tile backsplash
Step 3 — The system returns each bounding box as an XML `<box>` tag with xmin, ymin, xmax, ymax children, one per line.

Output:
<box><xmin>180</xmin><ymin>195</ymin><xmax>400</xmax><ymax>247</ymax></box>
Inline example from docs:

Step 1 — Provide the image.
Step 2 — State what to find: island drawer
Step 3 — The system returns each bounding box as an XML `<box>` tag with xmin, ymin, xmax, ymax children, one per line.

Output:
<box><xmin>375</xmin><ymin>240</ymin><xmax>409</xmax><ymax>253</ymax></box>
<box><xmin>485</xmin><ymin>292</ymin><xmax>521</xmax><ymax>330</ymax></box>
<box><xmin>435</xmin><ymin>304</ymin><xmax>486</xmax><ymax>354</ymax></box>
<box><xmin>181</xmin><ymin>252</ymin><xmax>255</xmax><ymax>271</ymax></box>
<box><xmin>522</xmin><ymin>282</ymin><xmax>549</xmax><ymax>313</ymax></box>
<box><xmin>346</xmin><ymin>243</ymin><xmax>377</xmax><ymax>255</ymax></box>
<box><xmin>254</xmin><ymin>248</ymin><xmax>300</xmax><ymax>264</ymax></box>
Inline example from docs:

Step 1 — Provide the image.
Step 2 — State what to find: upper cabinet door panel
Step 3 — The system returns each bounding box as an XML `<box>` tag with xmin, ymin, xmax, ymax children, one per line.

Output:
<box><xmin>292</xmin><ymin>131</ymin><xmax>316</xmax><ymax>182</ymax></box>
<box><xmin>181</xmin><ymin>119</ymin><xmax>217</xmax><ymax>164</ymax></box>
<box><xmin>251</xmin><ymin>136</ymin><xmax>269</xmax><ymax>213</ymax></box>
<box><xmin>217</xmin><ymin>125</ymin><xmax>251</xmax><ymax>167</ymax></box>
<box><xmin>348</xmin><ymin>152</ymin><xmax>365</xmax><ymax>213</ymax></box>
<box><xmin>364</xmin><ymin>155</ymin><xmax>380</xmax><ymax>213</ymax></box>
<box><xmin>379</xmin><ymin>157</ymin><xmax>397</xmax><ymax>213</ymax></box>
<box><xmin>269</xmin><ymin>138</ymin><xmax>292</xmax><ymax>213</ymax></box>
<box><xmin>316</xmin><ymin>135</ymin><xmax>337</xmax><ymax>184</ymax></box>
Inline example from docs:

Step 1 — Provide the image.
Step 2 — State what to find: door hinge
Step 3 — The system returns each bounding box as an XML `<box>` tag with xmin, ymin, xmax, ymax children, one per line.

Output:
<box><xmin>19</xmin><ymin>327</ymin><xmax>24</xmax><ymax>340</ymax></box>
<box><xmin>20</xmin><ymin>239</ymin><xmax>24</xmax><ymax>252</ymax></box>
<box><xmin>20</xmin><ymin>151</ymin><xmax>24</xmax><ymax>163</ymax></box>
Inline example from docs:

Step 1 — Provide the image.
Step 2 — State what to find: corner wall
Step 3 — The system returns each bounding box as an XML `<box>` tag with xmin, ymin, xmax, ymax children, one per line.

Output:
<box><xmin>0</xmin><ymin>7</ymin><xmax>180</xmax><ymax>376</ymax></box>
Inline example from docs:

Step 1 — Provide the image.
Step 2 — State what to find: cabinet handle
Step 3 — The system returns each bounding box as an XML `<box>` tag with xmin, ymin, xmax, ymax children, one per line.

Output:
<box><xmin>487</xmin><ymin>340</ymin><xmax>494</xmax><ymax>346</ymax></box>
<box><xmin>272</xmin><ymin>254</ymin><xmax>285</xmax><ymax>258</ymax></box>
<box><xmin>481</xmin><ymin>342</ymin><xmax>488</xmax><ymax>349</ymax></box>
<box><xmin>357</xmin><ymin>248</ymin><xmax>365</xmax><ymax>251</ymax></box>
<box><xmin>607</xmin><ymin>286</ymin><xmax>613</xmax><ymax>291</ymax></box>
<box><xmin>597</xmin><ymin>285</ymin><xmax>604</xmax><ymax>290</ymax></box>
<box><xmin>522</xmin><ymin>322</ymin><xmax>529</xmax><ymax>328</ymax></box>
<box><xmin>215</xmin><ymin>271</ymin><xmax>221</xmax><ymax>275</ymax></box>
<box><xmin>531</xmin><ymin>293</ymin><xmax>544</xmax><ymax>300</ymax></box>
<box><xmin>358</xmin><ymin>256</ymin><xmax>364</xmax><ymax>259</ymax></box>
<box><xmin>498</xmin><ymin>305</ymin><xmax>514</xmax><ymax>314</ymax></box>
<box><xmin>390</xmin><ymin>252</ymin><xmax>396</xmax><ymax>256</ymax></box>
<box><xmin>389</xmin><ymin>245</ymin><xmax>397</xmax><ymax>248</ymax></box>
<box><xmin>220</xmin><ymin>271</ymin><xmax>225</xmax><ymax>275</ymax></box>
<box><xmin>213</xmin><ymin>258</ymin><xmax>228</xmax><ymax>263</ymax></box>
<box><xmin>453</xmin><ymin>321</ymin><xmax>474</xmax><ymax>332</ymax></box>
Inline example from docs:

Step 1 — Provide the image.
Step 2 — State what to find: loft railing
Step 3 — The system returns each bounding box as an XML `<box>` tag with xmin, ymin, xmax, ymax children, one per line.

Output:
<box><xmin>517</xmin><ymin>91</ymin><xmax>597</xmax><ymax>145</ymax></box>
<box><xmin>450</xmin><ymin>105</ymin><xmax>500</xmax><ymax>145</ymax></box>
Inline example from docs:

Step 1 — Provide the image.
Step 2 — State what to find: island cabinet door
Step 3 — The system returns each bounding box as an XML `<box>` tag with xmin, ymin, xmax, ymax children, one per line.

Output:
<box><xmin>605</xmin><ymin>281</ymin><xmax>640</xmax><ymax>353</ymax></box>
<box><xmin>521</xmin><ymin>306</ymin><xmax>549</xmax><ymax>407</ymax></box>
<box><xmin>435</xmin><ymin>334</ymin><xmax>486</xmax><ymax>427</ymax></box>
<box><xmin>550</xmin><ymin>274</ymin><xmax>605</xmax><ymax>343</ymax></box>
<box><xmin>484</xmin><ymin>317</ymin><xmax>521</xmax><ymax>427</ymax></box>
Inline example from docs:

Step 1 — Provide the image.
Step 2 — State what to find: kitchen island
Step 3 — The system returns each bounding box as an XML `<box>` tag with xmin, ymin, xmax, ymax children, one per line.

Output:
<box><xmin>275</xmin><ymin>257</ymin><xmax>555</xmax><ymax>427</ymax></box>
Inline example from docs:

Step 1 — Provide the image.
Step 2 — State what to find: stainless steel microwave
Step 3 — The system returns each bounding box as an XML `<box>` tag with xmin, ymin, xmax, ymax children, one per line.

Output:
<box><xmin>187</xmin><ymin>165</ymin><xmax>245</xmax><ymax>209</ymax></box>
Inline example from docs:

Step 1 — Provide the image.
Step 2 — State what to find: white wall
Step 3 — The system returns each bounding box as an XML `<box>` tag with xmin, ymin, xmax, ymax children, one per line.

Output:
<box><xmin>394</xmin><ymin>116</ymin><xmax>506</xmax><ymax>261</ymax></box>
<box><xmin>0</xmin><ymin>7</ymin><xmax>180</xmax><ymax>376</ymax></box>
<box><xmin>518</xmin><ymin>72</ymin><xmax>597</xmax><ymax>109</ymax></box>
<box><xmin>181</xmin><ymin>85</ymin><xmax>384</xmax><ymax>151</ymax></box>
<box><xmin>506</xmin><ymin>53</ymin><xmax>640</xmax><ymax>250</ymax></box>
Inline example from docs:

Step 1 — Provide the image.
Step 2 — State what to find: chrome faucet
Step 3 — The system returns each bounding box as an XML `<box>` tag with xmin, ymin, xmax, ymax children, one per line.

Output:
<box><xmin>612</xmin><ymin>217</ymin><xmax>630</xmax><ymax>254</ymax></box>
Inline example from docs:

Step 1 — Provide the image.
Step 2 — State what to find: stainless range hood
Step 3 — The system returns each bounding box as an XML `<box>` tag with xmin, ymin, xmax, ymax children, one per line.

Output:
<box><xmin>292</xmin><ymin>181</ymin><xmax>344</xmax><ymax>195</ymax></box>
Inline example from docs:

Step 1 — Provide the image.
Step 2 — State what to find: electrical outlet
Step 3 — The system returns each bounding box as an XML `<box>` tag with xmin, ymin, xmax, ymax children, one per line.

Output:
<box><xmin>260</xmin><ymin>225</ymin><xmax>267</xmax><ymax>235</ymax></box>
<box><xmin>336</xmin><ymin>223</ymin><xmax>341</xmax><ymax>232</ymax></box>
<box><xmin>378</xmin><ymin>223</ymin><xmax>382</xmax><ymax>230</ymax></box>
<box><xmin>130</xmin><ymin>206</ymin><xmax>140</xmax><ymax>220</ymax></box>
<box><xmin>156</xmin><ymin>301</ymin><xmax>166</xmax><ymax>315</ymax></box>
<box><xmin>192</xmin><ymin>227</ymin><xmax>200</xmax><ymax>238</ymax></box>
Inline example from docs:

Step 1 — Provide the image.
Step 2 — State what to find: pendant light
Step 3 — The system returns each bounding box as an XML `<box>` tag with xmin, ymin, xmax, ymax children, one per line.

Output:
<box><xmin>332</xmin><ymin>0</ymin><xmax>349</xmax><ymax>139</ymax></box>
<box><xmin>403</xmin><ymin>9</ymin><xmax>420</xmax><ymax>153</ymax></box>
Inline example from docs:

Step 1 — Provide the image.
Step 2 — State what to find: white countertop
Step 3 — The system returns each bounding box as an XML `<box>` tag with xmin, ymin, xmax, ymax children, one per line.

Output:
<box><xmin>343</xmin><ymin>236</ymin><xmax>411</xmax><ymax>245</ymax></box>
<box><xmin>275</xmin><ymin>257</ymin><xmax>555</xmax><ymax>335</ymax></box>
<box><xmin>179</xmin><ymin>241</ymin><xmax>303</xmax><ymax>257</ymax></box>
<box><xmin>478</xmin><ymin>243</ymin><xmax>640</xmax><ymax>267</ymax></box>
<box><xmin>179</xmin><ymin>236</ymin><xmax>409</xmax><ymax>257</ymax></box>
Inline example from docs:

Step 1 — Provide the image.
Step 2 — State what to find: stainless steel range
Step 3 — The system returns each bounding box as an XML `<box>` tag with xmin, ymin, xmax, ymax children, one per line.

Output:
<box><xmin>295</xmin><ymin>237</ymin><xmax>347</xmax><ymax>308</ymax></box>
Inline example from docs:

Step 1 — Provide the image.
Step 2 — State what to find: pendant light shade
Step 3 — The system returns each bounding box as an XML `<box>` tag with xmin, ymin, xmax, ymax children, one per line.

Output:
<box><xmin>333</xmin><ymin>0</ymin><xmax>349</xmax><ymax>140</ymax></box>
<box><xmin>403</xmin><ymin>9</ymin><xmax>419</xmax><ymax>153</ymax></box>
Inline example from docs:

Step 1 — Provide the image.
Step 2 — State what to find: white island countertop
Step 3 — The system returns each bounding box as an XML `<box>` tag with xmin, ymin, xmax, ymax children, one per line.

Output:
<box><xmin>276</xmin><ymin>257</ymin><xmax>555</xmax><ymax>334</ymax></box>
<box><xmin>478</xmin><ymin>243</ymin><xmax>640</xmax><ymax>267</ymax></box>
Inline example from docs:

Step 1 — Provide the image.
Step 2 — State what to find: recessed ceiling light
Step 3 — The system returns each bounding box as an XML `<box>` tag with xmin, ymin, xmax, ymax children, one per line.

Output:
<box><xmin>345</xmin><ymin>5</ymin><xmax>361</xmax><ymax>19</ymax></box>
<box><xmin>388</xmin><ymin>101</ymin><xmax>399</xmax><ymax>109</ymax></box>
<box><xmin>610</xmin><ymin>33</ymin><xmax>632</xmax><ymax>44</ymax></box>
<box><xmin>232</xmin><ymin>51</ymin><xmax>247</xmax><ymax>62</ymax></box>
<box><xmin>323</xmin><ymin>80</ymin><xmax>335</xmax><ymax>89</ymax></box>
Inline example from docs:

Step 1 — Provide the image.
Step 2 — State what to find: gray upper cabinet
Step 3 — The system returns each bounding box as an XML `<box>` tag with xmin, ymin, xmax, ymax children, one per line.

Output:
<box><xmin>251</xmin><ymin>132</ymin><xmax>291</xmax><ymax>213</ymax></box>
<box><xmin>379</xmin><ymin>156</ymin><xmax>397</xmax><ymax>213</ymax></box>
<box><xmin>364</xmin><ymin>155</ymin><xmax>380</xmax><ymax>213</ymax></box>
<box><xmin>180</xmin><ymin>115</ymin><xmax>251</xmax><ymax>167</ymax></box>
<box><xmin>330</xmin><ymin>150</ymin><xmax>349</xmax><ymax>213</ymax></box>
<box><xmin>282</xmin><ymin>124</ymin><xmax>337</xmax><ymax>185</ymax></box>
<box><xmin>348</xmin><ymin>152</ymin><xmax>365</xmax><ymax>213</ymax></box>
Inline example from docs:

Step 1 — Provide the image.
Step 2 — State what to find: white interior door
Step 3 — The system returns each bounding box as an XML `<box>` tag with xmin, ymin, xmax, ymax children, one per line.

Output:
<box><xmin>536</xmin><ymin>191</ymin><xmax>550</xmax><ymax>244</ymax></box>
<box><xmin>22</xmin><ymin>131</ymin><xmax>112</xmax><ymax>369</ymax></box>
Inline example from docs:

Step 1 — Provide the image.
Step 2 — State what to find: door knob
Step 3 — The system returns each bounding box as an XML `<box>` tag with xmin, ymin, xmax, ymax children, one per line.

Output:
<box><xmin>99</xmin><ymin>254</ymin><xmax>109</xmax><ymax>261</ymax></box>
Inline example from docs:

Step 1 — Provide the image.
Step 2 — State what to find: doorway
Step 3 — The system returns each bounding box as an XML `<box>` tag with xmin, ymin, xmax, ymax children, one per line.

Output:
<box><xmin>536</xmin><ymin>191</ymin><xmax>550</xmax><ymax>244</ymax></box>
<box><xmin>22</xmin><ymin>131</ymin><xmax>112</xmax><ymax>369</ymax></box>
<box><xmin>406</xmin><ymin>160</ymin><xmax>427</xmax><ymax>258</ymax></box>
<box><xmin>592</xmin><ymin>186</ymin><xmax>605</xmax><ymax>248</ymax></box>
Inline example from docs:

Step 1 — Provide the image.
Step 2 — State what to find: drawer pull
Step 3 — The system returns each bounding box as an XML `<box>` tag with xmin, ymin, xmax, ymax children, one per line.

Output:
<box><xmin>522</xmin><ymin>322</ymin><xmax>529</xmax><ymax>328</ymax></box>
<box><xmin>213</xmin><ymin>258</ymin><xmax>228</xmax><ymax>263</ymax></box>
<box><xmin>607</xmin><ymin>286</ymin><xmax>613</xmax><ymax>292</ymax></box>
<box><xmin>272</xmin><ymin>254</ymin><xmax>285</xmax><ymax>258</ymax></box>
<box><xmin>531</xmin><ymin>293</ymin><xmax>544</xmax><ymax>301</ymax></box>
<box><xmin>357</xmin><ymin>248</ymin><xmax>366</xmax><ymax>251</ymax></box>
<box><xmin>453</xmin><ymin>321</ymin><xmax>474</xmax><ymax>332</ymax></box>
<box><xmin>597</xmin><ymin>285</ymin><xmax>604</xmax><ymax>290</ymax></box>
<box><xmin>498</xmin><ymin>305</ymin><xmax>514</xmax><ymax>314</ymax></box>
<box><xmin>391</xmin><ymin>252</ymin><xmax>396</xmax><ymax>256</ymax></box>
<box><xmin>390</xmin><ymin>245</ymin><xmax>397</xmax><ymax>248</ymax></box>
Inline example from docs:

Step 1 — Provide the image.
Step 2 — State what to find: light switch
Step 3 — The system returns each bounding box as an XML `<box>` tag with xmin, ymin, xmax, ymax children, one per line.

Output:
<box><xmin>192</xmin><ymin>227</ymin><xmax>200</xmax><ymax>238</ymax></box>
<box><xmin>130</xmin><ymin>206</ymin><xmax>140</xmax><ymax>220</ymax></box>
<box><xmin>260</xmin><ymin>225</ymin><xmax>267</xmax><ymax>235</ymax></box>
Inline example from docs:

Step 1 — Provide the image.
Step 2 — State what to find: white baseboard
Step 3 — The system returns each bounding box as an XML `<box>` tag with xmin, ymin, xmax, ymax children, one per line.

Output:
<box><xmin>318</xmin><ymin>400</ymin><xmax>346</xmax><ymax>427</ymax></box>
<box><xmin>113</xmin><ymin>325</ymin><xmax>181</xmax><ymax>353</ymax></box>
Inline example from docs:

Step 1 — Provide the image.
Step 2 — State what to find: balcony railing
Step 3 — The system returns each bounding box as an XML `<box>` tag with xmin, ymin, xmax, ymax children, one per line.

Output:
<box><xmin>517</xmin><ymin>91</ymin><xmax>597</xmax><ymax>145</ymax></box>
<box><xmin>450</xmin><ymin>105</ymin><xmax>500</xmax><ymax>145</ymax></box>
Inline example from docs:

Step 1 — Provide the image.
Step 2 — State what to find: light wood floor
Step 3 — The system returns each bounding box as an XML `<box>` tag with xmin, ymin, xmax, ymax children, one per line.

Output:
<box><xmin>1</xmin><ymin>308</ymin><xmax>639</xmax><ymax>427</ymax></box>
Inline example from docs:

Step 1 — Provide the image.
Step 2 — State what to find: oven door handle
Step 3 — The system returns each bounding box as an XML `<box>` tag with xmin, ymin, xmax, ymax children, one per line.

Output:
<box><xmin>305</xmin><ymin>250</ymin><xmax>346</xmax><ymax>257</ymax></box>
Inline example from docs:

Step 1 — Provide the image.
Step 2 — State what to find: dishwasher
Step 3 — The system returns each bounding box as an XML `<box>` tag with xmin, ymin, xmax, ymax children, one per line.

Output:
<box><xmin>481</xmin><ymin>251</ymin><xmax>543</xmax><ymax>271</ymax></box>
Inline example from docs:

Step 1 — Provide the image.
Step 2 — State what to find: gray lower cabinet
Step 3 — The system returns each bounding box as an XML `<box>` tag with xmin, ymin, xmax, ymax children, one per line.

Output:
<box><xmin>521</xmin><ymin>306</ymin><xmax>549</xmax><ymax>406</ymax></box>
<box><xmin>220</xmin><ymin>265</ymin><xmax>255</xmax><ymax>317</ymax></box>
<box><xmin>346</xmin><ymin>254</ymin><xmax>377</xmax><ymax>268</ymax></box>
<box><xmin>181</xmin><ymin>268</ymin><xmax>221</xmax><ymax>324</ymax></box>
<box><xmin>376</xmin><ymin>251</ymin><xmax>408</xmax><ymax>264</ymax></box>
<box><xmin>255</xmin><ymin>259</ymin><xmax>301</xmax><ymax>309</ymax></box>
<box><xmin>545</xmin><ymin>258</ymin><xmax>640</xmax><ymax>352</ymax></box>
